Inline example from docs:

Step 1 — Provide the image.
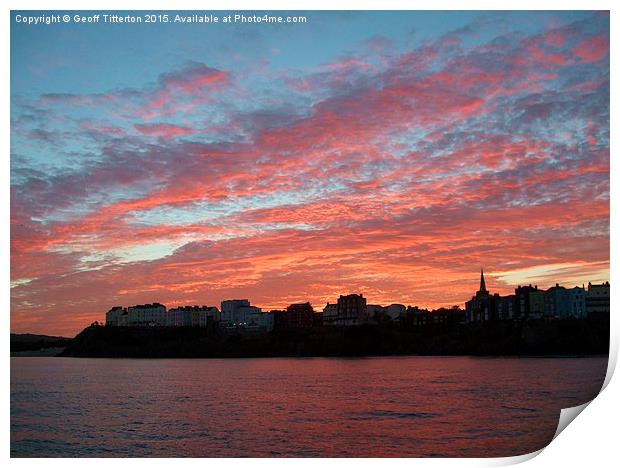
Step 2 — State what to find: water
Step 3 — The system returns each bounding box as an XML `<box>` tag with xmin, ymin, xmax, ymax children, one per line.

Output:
<box><xmin>11</xmin><ymin>356</ymin><xmax>607</xmax><ymax>457</ymax></box>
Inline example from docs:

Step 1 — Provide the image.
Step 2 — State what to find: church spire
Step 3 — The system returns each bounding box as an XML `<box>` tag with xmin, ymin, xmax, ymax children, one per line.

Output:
<box><xmin>479</xmin><ymin>268</ymin><xmax>487</xmax><ymax>293</ymax></box>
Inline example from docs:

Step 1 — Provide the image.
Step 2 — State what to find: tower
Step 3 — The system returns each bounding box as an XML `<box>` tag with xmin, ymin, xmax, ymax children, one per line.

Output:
<box><xmin>479</xmin><ymin>268</ymin><xmax>487</xmax><ymax>294</ymax></box>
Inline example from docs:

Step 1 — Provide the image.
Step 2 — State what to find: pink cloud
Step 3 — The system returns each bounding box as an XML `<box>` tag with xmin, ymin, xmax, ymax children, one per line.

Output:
<box><xmin>572</xmin><ymin>35</ymin><xmax>609</xmax><ymax>63</ymax></box>
<box><xmin>160</xmin><ymin>63</ymin><xmax>229</xmax><ymax>95</ymax></box>
<box><xmin>139</xmin><ymin>63</ymin><xmax>230</xmax><ymax>119</ymax></box>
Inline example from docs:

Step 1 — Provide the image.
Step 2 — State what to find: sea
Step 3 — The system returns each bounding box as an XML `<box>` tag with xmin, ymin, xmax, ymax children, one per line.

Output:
<box><xmin>10</xmin><ymin>355</ymin><xmax>607</xmax><ymax>457</ymax></box>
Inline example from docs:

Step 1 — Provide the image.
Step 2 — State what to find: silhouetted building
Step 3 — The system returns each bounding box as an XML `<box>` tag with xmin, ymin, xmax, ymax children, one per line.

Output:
<box><xmin>368</xmin><ymin>303</ymin><xmax>405</xmax><ymax>323</ymax></box>
<box><xmin>497</xmin><ymin>295</ymin><xmax>515</xmax><ymax>320</ymax></box>
<box><xmin>386</xmin><ymin>304</ymin><xmax>406</xmax><ymax>320</ymax></box>
<box><xmin>335</xmin><ymin>294</ymin><xmax>368</xmax><ymax>326</ymax></box>
<box><xmin>405</xmin><ymin>306</ymin><xmax>465</xmax><ymax>327</ymax></box>
<box><xmin>566</xmin><ymin>286</ymin><xmax>587</xmax><ymax>318</ymax></box>
<box><xmin>515</xmin><ymin>285</ymin><xmax>544</xmax><ymax>319</ymax></box>
<box><xmin>544</xmin><ymin>284</ymin><xmax>568</xmax><ymax>319</ymax></box>
<box><xmin>464</xmin><ymin>267</ymin><xmax>598</xmax><ymax>324</ymax></box>
<box><xmin>245</xmin><ymin>309</ymin><xmax>274</xmax><ymax>332</ymax></box>
<box><xmin>313</xmin><ymin>311</ymin><xmax>323</xmax><ymax>327</ymax></box>
<box><xmin>465</xmin><ymin>269</ymin><xmax>499</xmax><ymax>322</ymax></box>
<box><xmin>587</xmin><ymin>281</ymin><xmax>610</xmax><ymax>318</ymax></box>
<box><xmin>405</xmin><ymin>305</ymin><xmax>428</xmax><ymax>315</ymax></box>
<box><xmin>270</xmin><ymin>309</ymin><xmax>286</xmax><ymax>328</ymax></box>
<box><xmin>406</xmin><ymin>310</ymin><xmax>433</xmax><ymax>327</ymax></box>
<box><xmin>105</xmin><ymin>306</ymin><xmax>127</xmax><ymax>327</ymax></box>
<box><xmin>544</xmin><ymin>285</ymin><xmax>586</xmax><ymax>319</ymax></box>
<box><xmin>366</xmin><ymin>304</ymin><xmax>385</xmax><ymax>321</ymax></box>
<box><xmin>322</xmin><ymin>303</ymin><xmax>338</xmax><ymax>326</ymax></box>
<box><xmin>275</xmin><ymin>302</ymin><xmax>315</xmax><ymax>329</ymax></box>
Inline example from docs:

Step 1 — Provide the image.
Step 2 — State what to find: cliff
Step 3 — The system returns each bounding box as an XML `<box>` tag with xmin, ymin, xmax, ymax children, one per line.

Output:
<box><xmin>58</xmin><ymin>319</ymin><xmax>609</xmax><ymax>358</ymax></box>
<box><xmin>11</xmin><ymin>333</ymin><xmax>72</xmax><ymax>356</ymax></box>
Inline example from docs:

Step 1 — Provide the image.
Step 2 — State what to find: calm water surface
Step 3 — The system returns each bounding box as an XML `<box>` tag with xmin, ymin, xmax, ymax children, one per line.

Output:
<box><xmin>11</xmin><ymin>356</ymin><xmax>607</xmax><ymax>457</ymax></box>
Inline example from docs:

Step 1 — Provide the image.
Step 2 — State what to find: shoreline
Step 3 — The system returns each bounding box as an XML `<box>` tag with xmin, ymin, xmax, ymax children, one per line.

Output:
<box><xmin>51</xmin><ymin>319</ymin><xmax>610</xmax><ymax>359</ymax></box>
<box><xmin>11</xmin><ymin>353</ymin><xmax>609</xmax><ymax>360</ymax></box>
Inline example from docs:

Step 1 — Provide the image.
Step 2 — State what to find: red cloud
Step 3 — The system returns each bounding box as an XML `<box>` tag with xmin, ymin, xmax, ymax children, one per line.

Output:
<box><xmin>140</xmin><ymin>63</ymin><xmax>230</xmax><ymax>119</ymax></box>
<box><xmin>572</xmin><ymin>35</ymin><xmax>609</xmax><ymax>63</ymax></box>
<box><xmin>159</xmin><ymin>63</ymin><xmax>229</xmax><ymax>95</ymax></box>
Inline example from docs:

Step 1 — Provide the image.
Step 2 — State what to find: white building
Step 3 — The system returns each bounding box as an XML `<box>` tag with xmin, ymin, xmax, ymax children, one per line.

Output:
<box><xmin>587</xmin><ymin>281</ymin><xmax>610</xmax><ymax>316</ymax></box>
<box><xmin>220</xmin><ymin>299</ymin><xmax>262</xmax><ymax>327</ymax></box>
<box><xmin>168</xmin><ymin>306</ymin><xmax>220</xmax><ymax>327</ymax></box>
<box><xmin>126</xmin><ymin>303</ymin><xmax>168</xmax><ymax>326</ymax></box>
<box><xmin>105</xmin><ymin>306</ymin><xmax>125</xmax><ymax>326</ymax></box>
<box><xmin>245</xmin><ymin>310</ymin><xmax>275</xmax><ymax>332</ymax></box>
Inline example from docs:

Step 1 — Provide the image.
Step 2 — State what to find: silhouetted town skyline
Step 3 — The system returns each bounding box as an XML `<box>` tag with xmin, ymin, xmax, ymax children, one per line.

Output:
<box><xmin>104</xmin><ymin>270</ymin><xmax>610</xmax><ymax>333</ymax></box>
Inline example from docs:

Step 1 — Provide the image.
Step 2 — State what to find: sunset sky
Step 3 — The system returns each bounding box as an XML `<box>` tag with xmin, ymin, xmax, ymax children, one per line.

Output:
<box><xmin>11</xmin><ymin>11</ymin><xmax>609</xmax><ymax>336</ymax></box>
